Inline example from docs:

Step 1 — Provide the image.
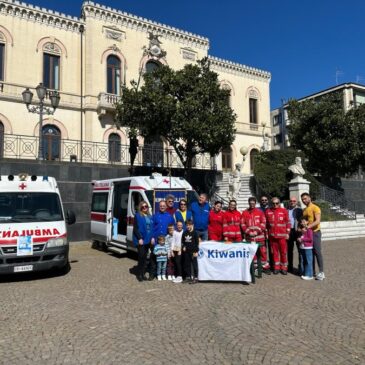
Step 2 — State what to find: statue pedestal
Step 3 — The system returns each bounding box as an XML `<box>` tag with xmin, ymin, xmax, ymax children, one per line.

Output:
<box><xmin>289</xmin><ymin>176</ymin><xmax>311</xmax><ymax>208</ymax></box>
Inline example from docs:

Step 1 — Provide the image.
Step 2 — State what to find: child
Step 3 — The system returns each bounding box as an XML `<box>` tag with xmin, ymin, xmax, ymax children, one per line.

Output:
<box><xmin>172</xmin><ymin>221</ymin><xmax>184</xmax><ymax>283</ymax></box>
<box><xmin>153</xmin><ymin>235</ymin><xmax>168</xmax><ymax>281</ymax></box>
<box><xmin>297</xmin><ymin>218</ymin><xmax>314</xmax><ymax>280</ymax></box>
<box><xmin>165</xmin><ymin>224</ymin><xmax>175</xmax><ymax>280</ymax></box>
<box><xmin>182</xmin><ymin>219</ymin><xmax>200</xmax><ymax>284</ymax></box>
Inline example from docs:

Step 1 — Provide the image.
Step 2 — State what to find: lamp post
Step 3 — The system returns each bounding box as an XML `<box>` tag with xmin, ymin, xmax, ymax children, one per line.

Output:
<box><xmin>240</xmin><ymin>146</ymin><xmax>248</xmax><ymax>166</ymax></box>
<box><xmin>22</xmin><ymin>83</ymin><xmax>60</xmax><ymax>160</ymax></box>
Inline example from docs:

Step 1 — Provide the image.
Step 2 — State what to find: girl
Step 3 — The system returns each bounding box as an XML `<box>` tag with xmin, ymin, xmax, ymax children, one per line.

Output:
<box><xmin>297</xmin><ymin>218</ymin><xmax>314</xmax><ymax>280</ymax></box>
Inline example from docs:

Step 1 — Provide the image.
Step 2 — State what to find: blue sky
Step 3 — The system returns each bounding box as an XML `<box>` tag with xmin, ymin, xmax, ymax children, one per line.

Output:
<box><xmin>28</xmin><ymin>0</ymin><xmax>365</xmax><ymax>108</ymax></box>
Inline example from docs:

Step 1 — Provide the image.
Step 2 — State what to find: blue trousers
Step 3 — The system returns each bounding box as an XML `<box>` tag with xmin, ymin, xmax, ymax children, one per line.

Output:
<box><xmin>196</xmin><ymin>229</ymin><xmax>208</xmax><ymax>241</ymax></box>
<box><xmin>156</xmin><ymin>260</ymin><xmax>167</xmax><ymax>276</ymax></box>
<box><xmin>300</xmin><ymin>248</ymin><xmax>313</xmax><ymax>277</ymax></box>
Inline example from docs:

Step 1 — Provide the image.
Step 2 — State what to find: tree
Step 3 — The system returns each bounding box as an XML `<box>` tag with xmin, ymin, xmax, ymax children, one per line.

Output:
<box><xmin>287</xmin><ymin>93</ymin><xmax>365</xmax><ymax>179</ymax></box>
<box><xmin>115</xmin><ymin>58</ymin><xmax>236</xmax><ymax>172</ymax></box>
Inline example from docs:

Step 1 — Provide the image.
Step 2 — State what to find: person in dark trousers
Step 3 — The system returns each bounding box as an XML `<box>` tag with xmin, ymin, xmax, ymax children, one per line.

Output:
<box><xmin>129</xmin><ymin>135</ymin><xmax>138</xmax><ymax>174</ymax></box>
<box><xmin>133</xmin><ymin>201</ymin><xmax>154</xmax><ymax>282</ymax></box>
<box><xmin>287</xmin><ymin>196</ymin><xmax>303</xmax><ymax>274</ymax></box>
<box><xmin>182</xmin><ymin>219</ymin><xmax>200</xmax><ymax>284</ymax></box>
<box><xmin>259</xmin><ymin>196</ymin><xmax>271</xmax><ymax>267</ymax></box>
<box><xmin>190</xmin><ymin>193</ymin><xmax>210</xmax><ymax>241</ymax></box>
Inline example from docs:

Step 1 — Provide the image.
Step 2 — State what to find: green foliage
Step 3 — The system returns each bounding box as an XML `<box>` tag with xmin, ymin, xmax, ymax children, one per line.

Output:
<box><xmin>253</xmin><ymin>149</ymin><xmax>319</xmax><ymax>199</ymax></box>
<box><xmin>115</xmin><ymin>58</ymin><xmax>236</xmax><ymax>170</ymax></box>
<box><xmin>287</xmin><ymin>93</ymin><xmax>365</xmax><ymax>178</ymax></box>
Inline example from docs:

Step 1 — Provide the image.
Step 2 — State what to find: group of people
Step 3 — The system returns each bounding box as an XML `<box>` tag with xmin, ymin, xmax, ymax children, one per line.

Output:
<box><xmin>133</xmin><ymin>191</ymin><xmax>325</xmax><ymax>283</ymax></box>
<box><xmin>133</xmin><ymin>194</ymin><xmax>209</xmax><ymax>284</ymax></box>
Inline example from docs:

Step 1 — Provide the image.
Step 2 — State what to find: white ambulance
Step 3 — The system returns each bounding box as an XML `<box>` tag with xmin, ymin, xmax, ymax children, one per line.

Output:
<box><xmin>0</xmin><ymin>174</ymin><xmax>76</xmax><ymax>274</ymax></box>
<box><xmin>90</xmin><ymin>174</ymin><xmax>198</xmax><ymax>253</ymax></box>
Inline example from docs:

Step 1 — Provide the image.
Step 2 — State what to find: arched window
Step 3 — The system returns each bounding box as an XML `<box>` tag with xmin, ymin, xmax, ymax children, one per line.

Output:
<box><xmin>43</xmin><ymin>43</ymin><xmax>61</xmax><ymax>90</ymax></box>
<box><xmin>107</xmin><ymin>55</ymin><xmax>121</xmax><ymax>95</ymax></box>
<box><xmin>0</xmin><ymin>42</ymin><xmax>4</xmax><ymax>81</ymax></box>
<box><xmin>109</xmin><ymin>133</ymin><xmax>121</xmax><ymax>162</ymax></box>
<box><xmin>0</xmin><ymin>122</ymin><xmax>4</xmax><ymax>158</ymax></box>
<box><xmin>145</xmin><ymin>60</ymin><xmax>160</xmax><ymax>73</ymax></box>
<box><xmin>221</xmin><ymin>84</ymin><xmax>232</xmax><ymax>107</ymax></box>
<box><xmin>250</xmin><ymin>148</ymin><xmax>259</xmax><ymax>174</ymax></box>
<box><xmin>248</xmin><ymin>88</ymin><xmax>259</xmax><ymax>128</ymax></box>
<box><xmin>42</xmin><ymin>125</ymin><xmax>61</xmax><ymax>161</ymax></box>
<box><xmin>143</xmin><ymin>135</ymin><xmax>163</xmax><ymax>168</ymax></box>
<box><xmin>221</xmin><ymin>147</ymin><xmax>232</xmax><ymax>172</ymax></box>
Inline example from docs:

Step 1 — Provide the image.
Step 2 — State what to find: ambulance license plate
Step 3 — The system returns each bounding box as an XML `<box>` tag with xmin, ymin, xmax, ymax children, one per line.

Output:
<box><xmin>14</xmin><ymin>265</ymin><xmax>33</xmax><ymax>273</ymax></box>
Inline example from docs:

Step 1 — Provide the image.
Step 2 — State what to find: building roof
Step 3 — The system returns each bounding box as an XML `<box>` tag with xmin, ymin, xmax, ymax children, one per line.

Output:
<box><xmin>208</xmin><ymin>56</ymin><xmax>271</xmax><ymax>81</ymax></box>
<box><xmin>272</xmin><ymin>82</ymin><xmax>365</xmax><ymax>111</ymax></box>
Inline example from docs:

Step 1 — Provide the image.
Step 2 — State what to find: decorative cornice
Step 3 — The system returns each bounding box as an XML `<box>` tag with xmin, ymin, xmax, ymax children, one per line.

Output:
<box><xmin>82</xmin><ymin>1</ymin><xmax>210</xmax><ymax>50</ymax></box>
<box><xmin>0</xmin><ymin>0</ymin><xmax>83</xmax><ymax>33</ymax></box>
<box><xmin>208</xmin><ymin>56</ymin><xmax>271</xmax><ymax>81</ymax></box>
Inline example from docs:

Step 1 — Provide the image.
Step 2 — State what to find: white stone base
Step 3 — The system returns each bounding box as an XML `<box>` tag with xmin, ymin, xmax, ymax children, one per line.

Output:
<box><xmin>288</xmin><ymin>176</ymin><xmax>311</xmax><ymax>208</ymax></box>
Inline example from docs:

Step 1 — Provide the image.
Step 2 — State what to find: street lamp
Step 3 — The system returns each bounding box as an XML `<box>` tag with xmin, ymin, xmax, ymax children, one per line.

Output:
<box><xmin>22</xmin><ymin>83</ymin><xmax>60</xmax><ymax>160</ymax></box>
<box><xmin>240</xmin><ymin>146</ymin><xmax>248</xmax><ymax>166</ymax></box>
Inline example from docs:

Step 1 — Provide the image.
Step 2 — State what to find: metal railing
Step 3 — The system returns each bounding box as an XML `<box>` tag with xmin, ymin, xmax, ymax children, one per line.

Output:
<box><xmin>0</xmin><ymin>133</ymin><xmax>214</xmax><ymax>170</ymax></box>
<box><xmin>318</xmin><ymin>183</ymin><xmax>359</xmax><ymax>217</ymax></box>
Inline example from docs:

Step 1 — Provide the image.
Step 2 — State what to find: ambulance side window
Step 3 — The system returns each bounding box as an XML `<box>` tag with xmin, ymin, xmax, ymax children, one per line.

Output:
<box><xmin>92</xmin><ymin>193</ymin><xmax>108</xmax><ymax>213</ymax></box>
<box><xmin>131</xmin><ymin>192</ymin><xmax>144</xmax><ymax>215</ymax></box>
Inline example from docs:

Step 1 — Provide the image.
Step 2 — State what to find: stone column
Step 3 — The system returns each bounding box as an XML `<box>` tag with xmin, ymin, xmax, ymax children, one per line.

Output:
<box><xmin>288</xmin><ymin>176</ymin><xmax>311</xmax><ymax>208</ymax></box>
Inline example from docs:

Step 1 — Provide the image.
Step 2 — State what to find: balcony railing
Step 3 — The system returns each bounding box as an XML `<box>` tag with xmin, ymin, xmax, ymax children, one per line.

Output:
<box><xmin>0</xmin><ymin>133</ymin><xmax>214</xmax><ymax>170</ymax></box>
<box><xmin>97</xmin><ymin>92</ymin><xmax>122</xmax><ymax>115</ymax></box>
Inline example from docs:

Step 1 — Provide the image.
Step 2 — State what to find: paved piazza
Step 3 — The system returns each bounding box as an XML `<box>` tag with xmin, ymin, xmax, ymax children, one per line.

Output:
<box><xmin>0</xmin><ymin>238</ymin><xmax>364</xmax><ymax>365</ymax></box>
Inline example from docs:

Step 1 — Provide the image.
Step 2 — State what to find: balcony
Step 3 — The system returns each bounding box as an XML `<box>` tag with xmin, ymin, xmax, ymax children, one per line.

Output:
<box><xmin>0</xmin><ymin>133</ymin><xmax>214</xmax><ymax>170</ymax></box>
<box><xmin>97</xmin><ymin>92</ymin><xmax>122</xmax><ymax>116</ymax></box>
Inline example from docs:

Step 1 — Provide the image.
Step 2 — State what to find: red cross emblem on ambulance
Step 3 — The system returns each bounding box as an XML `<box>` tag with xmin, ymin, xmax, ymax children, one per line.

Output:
<box><xmin>19</xmin><ymin>183</ymin><xmax>27</xmax><ymax>190</ymax></box>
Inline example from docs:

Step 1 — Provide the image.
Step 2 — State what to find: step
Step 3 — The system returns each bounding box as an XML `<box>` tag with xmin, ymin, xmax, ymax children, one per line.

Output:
<box><xmin>107</xmin><ymin>246</ymin><xmax>127</xmax><ymax>255</ymax></box>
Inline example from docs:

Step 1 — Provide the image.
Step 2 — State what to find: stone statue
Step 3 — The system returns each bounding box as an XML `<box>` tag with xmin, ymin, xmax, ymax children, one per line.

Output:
<box><xmin>228</xmin><ymin>163</ymin><xmax>242</xmax><ymax>200</ymax></box>
<box><xmin>288</xmin><ymin>157</ymin><xmax>306</xmax><ymax>178</ymax></box>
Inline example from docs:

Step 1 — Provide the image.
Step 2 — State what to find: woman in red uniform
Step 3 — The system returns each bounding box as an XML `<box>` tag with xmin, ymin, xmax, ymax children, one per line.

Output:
<box><xmin>208</xmin><ymin>201</ymin><xmax>224</xmax><ymax>241</ymax></box>
<box><xmin>223</xmin><ymin>200</ymin><xmax>242</xmax><ymax>242</ymax></box>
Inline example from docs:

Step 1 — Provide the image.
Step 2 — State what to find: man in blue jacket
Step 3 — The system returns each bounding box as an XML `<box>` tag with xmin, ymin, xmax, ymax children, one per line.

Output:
<box><xmin>149</xmin><ymin>200</ymin><xmax>175</xmax><ymax>279</ymax></box>
<box><xmin>190</xmin><ymin>193</ymin><xmax>210</xmax><ymax>241</ymax></box>
<box><xmin>152</xmin><ymin>200</ymin><xmax>175</xmax><ymax>240</ymax></box>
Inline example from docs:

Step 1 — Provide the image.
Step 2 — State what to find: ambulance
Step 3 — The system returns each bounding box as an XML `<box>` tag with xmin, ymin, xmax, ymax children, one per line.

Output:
<box><xmin>90</xmin><ymin>174</ymin><xmax>198</xmax><ymax>253</ymax></box>
<box><xmin>0</xmin><ymin>174</ymin><xmax>76</xmax><ymax>274</ymax></box>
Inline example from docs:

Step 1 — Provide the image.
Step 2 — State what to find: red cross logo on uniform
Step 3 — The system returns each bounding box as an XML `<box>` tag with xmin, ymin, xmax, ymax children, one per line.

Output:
<box><xmin>19</xmin><ymin>183</ymin><xmax>27</xmax><ymax>190</ymax></box>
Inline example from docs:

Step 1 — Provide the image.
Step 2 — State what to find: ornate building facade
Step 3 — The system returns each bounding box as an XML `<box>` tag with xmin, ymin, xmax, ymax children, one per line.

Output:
<box><xmin>0</xmin><ymin>0</ymin><xmax>271</xmax><ymax>174</ymax></box>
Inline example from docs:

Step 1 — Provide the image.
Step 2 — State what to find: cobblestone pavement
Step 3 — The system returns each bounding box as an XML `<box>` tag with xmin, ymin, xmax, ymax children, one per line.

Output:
<box><xmin>0</xmin><ymin>238</ymin><xmax>364</xmax><ymax>365</ymax></box>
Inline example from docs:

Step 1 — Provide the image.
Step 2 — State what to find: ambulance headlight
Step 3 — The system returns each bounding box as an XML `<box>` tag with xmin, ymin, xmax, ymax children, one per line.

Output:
<box><xmin>47</xmin><ymin>237</ymin><xmax>67</xmax><ymax>247</ymax></box>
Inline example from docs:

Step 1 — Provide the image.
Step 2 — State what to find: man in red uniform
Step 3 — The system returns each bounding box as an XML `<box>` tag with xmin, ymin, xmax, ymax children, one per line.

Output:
<box><xmin>223</xmin><ymin>200</ymin><xmax>242</xmax><ymax>242</ymax></box>
<box><xmin>241</xmin><ymin>197</ymin><xmax>270</xmax><ymax>273</ymax></box>
<box><xmin>265</xmin><ymin>197</ymin><xmax>291</xmax><ymax>275</ymax></box>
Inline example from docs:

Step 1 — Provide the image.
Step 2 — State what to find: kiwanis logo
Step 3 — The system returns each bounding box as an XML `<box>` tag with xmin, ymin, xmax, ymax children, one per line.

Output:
<box><xmin>198</xmin><ymin>248</ymin><xmax>204</xmax><ymax>258</ymax></box>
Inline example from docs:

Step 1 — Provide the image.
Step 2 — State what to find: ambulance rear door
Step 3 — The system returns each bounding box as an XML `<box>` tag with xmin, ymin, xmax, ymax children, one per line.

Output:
<box><xmin>110</xmin><ymin>180</ymin><xmax>130</xmax><ymax>246</ymax></box>
<box><xmin>90</xmin><ymin>182</ymin><xmax>112</xmax><ymax>243</ymax></box>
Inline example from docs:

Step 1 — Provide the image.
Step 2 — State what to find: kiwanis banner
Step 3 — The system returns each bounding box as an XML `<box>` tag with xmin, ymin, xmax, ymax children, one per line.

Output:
<box><xmin>198</xmin><ymin>242</ymin><xmax>258</xmax><ymax>282</ymax></box>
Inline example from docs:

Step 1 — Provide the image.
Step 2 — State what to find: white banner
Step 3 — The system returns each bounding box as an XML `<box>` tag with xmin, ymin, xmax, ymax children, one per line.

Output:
<box><xmin>198</xmin><ymin>242</ymin><xmax>258</xmax><ymax>282</ymax></box>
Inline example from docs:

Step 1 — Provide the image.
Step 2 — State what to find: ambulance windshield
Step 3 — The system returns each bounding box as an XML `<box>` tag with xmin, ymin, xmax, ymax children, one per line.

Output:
<box><xmin>0</xmin><ymin>193</ymin><xmax>63</xmax><ymax>222</ymax></box>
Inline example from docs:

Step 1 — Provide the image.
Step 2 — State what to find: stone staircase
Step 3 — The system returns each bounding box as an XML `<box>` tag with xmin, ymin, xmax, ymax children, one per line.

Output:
<box><xmin>215</xmin><ymin>173</ymin><xmax>253</xmax><ymax>211</ymax></box>
<box><xmin>321</xmin><ymin>214</ymin><xmax>365</xmax><ymax>241</ymax></box>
